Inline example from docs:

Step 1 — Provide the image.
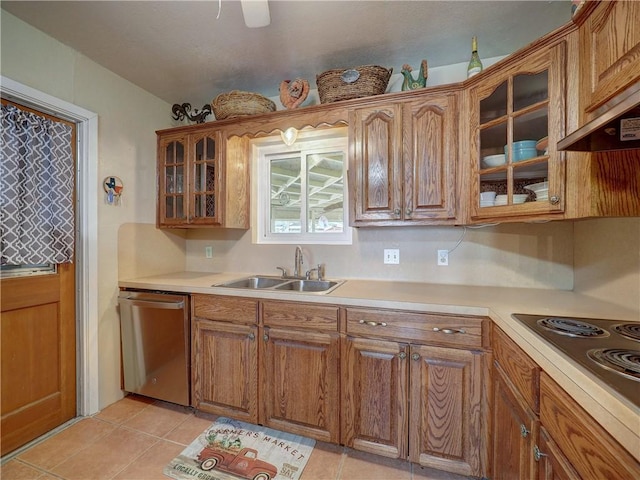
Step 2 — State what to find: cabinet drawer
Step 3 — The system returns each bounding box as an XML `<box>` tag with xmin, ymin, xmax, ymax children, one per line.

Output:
<box><xmin>345</xmin><ymin>307</ymin><xmax>487</xmax><ymax>349</ymax></box>
<box><xmin>493</xmin><ymin>325</ymin><xmax>539</xmax><ymax>413</ymax></box>
<box><xmin>192</xmin><ymin>294</ymin><xmax>258</xmax><ymax>324</ymax></box>
<box><xmin>262</xmin><ymin>301</ymin><xmax>339</xmax><ymax>331</ymax></box>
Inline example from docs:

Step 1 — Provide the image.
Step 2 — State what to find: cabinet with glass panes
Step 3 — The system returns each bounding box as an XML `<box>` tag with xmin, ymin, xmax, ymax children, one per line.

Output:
<box><xmin>468</xmin><ymin>42</ymin><xmax>567</xmax><ymax>222</ymax></box>
<box><xmin>156</xmin><ymin>128</ymin><xmax>249</xmax><ymax>228</ymax></box>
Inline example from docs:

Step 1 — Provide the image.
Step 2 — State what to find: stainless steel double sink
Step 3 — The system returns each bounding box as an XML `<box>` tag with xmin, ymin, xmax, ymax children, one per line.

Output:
<box><xmin>214</xmin><ymin>275</ymin><xmax>344</xmax><ymax>294</ymax></box>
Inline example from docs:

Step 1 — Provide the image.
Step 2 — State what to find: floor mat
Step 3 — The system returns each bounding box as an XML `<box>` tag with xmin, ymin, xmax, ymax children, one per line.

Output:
<box><xmin>164</xmin><ymin>417</ymin><xmax>316</xmax><ymax>480</ymax></box>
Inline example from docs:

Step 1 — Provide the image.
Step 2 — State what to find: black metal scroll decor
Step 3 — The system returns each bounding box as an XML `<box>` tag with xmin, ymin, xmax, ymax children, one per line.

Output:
<box><xmin>171</xmin><ymin>103</ymin><xmax>212</xmax><ymax>124</ymax></box>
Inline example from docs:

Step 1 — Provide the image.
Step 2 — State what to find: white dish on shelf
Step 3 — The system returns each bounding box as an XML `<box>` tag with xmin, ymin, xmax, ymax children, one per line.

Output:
<box><xmin>513</xmin><ymin>194</ymin><xmax>529</xmax><ymax>204</ymax></box>
<box><xmin>482</xmin><ymin>154</ymin><xmax>506</xmax><ymax>168</ymax></box>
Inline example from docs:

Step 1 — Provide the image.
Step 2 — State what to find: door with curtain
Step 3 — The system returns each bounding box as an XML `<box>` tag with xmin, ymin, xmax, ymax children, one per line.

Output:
<box><xmin>0</xmin><ymin>100</ymin><xmax>77</xmax><ymax>456</ymax></box>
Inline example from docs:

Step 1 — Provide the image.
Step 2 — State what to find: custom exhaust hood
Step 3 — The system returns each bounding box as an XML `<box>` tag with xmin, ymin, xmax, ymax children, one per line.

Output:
<box><xmin>558</xmin><ymin>82</ymin><xmax>640</xmax><ymax>152</ymax></box>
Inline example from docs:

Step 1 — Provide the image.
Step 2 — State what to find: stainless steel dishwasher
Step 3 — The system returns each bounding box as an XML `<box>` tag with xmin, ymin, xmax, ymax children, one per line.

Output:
<box><xmin>118</xmin><ymin>290</ymin><xmax>190</xmax><ymax>406</ymax></box>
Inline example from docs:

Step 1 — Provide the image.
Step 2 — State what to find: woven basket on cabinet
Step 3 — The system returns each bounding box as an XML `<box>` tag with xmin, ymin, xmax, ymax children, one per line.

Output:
<box><xmin>211</xmin><ymin>90</ymin><xmax>276</xmax><ymax>120</ymax></box>
<box><xmin>316</xmin><ymin>65</ymin><xmax>393</xmax><ymax>103</ymax></box>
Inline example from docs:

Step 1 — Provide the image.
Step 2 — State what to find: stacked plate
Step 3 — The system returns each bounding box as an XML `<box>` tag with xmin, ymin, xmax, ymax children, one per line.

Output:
<box><xmin>494</xmin><ymin>194</ymin><xmax>528</xmax><ymax>206</ymax></box>
<box><xmin>524</xmin><ymin>181</ymin><xmax>549</xmax><ymax>201</ymax></box>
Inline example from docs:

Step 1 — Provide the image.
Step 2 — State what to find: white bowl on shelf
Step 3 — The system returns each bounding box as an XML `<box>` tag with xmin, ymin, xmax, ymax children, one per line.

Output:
<box><xmin>513</xmin><ymin>194</ymin><xmax>529</xmax><ymax>204</ymax></box>
<box><xmin>482</xmin><ymin>154</ymin><xmax>506</xmax><ymax>168</ymax></box>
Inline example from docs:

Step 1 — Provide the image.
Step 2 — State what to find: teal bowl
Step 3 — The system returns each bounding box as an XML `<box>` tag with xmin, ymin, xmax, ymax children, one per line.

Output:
<box><xmin>505</xmin><ymin>141</ymin><xmax>538</xmax><ymax>161</ymax></box>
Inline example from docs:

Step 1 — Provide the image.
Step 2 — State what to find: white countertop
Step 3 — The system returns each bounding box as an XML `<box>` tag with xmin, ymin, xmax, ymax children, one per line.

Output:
<box><xmin>119</xmin><ymin>271</ymin><xmax>640</xmax><ymax>459</ymax></box>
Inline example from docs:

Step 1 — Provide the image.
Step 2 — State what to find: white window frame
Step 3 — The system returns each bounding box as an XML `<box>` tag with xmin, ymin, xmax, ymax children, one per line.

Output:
<box><xmin>251</xmin><ymin>128</ymin><xmax>352</xmax><ymax>245</ymax></box>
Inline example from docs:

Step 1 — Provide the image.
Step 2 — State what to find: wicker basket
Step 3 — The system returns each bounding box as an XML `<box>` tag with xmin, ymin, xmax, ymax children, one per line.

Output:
<box><xmin>211</xmin><ymin>90</ymin><xmax>276</xmax><ymax>120</ymax></box>
<box><xmin>316</xmin><ymin>65</ymin><xmax>393</xmax><ymax>104</ymax></box>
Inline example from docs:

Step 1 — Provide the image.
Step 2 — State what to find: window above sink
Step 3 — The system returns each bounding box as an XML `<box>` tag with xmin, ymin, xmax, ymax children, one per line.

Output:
<box><xmin>251</xmin><ymin>127</ymin><xmax>352</xmax><ymax>245</ymax></box>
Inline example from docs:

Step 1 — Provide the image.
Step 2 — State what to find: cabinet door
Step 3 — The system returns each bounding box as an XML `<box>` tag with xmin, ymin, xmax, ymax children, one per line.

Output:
<box><xmin>469</xmin><ymin>42</ymin><xmax>567</xmax><ymax>222</ymax></box>
<box><xmin>341</xmin><ymin>336</ymin><xmax>408</xmax><ymax>459</ymax></box>
<box><xmin>409</xmin><ymin>344</ymin><xmax>484</xmax><ymax>477</ymax></box>
<box><xmin>189</xmin><ymin>131</ymin><xmax>221</xmax><ymax>226</ymax></box>
<box><xmin>536</xmin><ymin>427</ymin><xmax>580</xmax><ymax>480</ymax></box>
<box><xmin>404</xmin><ymin>95</ymin><xmax>457</xmax><ymax>221</ymax></box>
<box><xmin>492</xmin><ymin>363</ymin><xmax>539</xmax><ymax>480</ymax></box>
<box><xmin>349</xmin><ymin>104</ymin><xmax>403</xmax><ymax>223</ymax></box>
<box><xmin>260</xmin><ymin>327</ymin><xmax>340</xmax><ymax>443</ymax></box>
<box><xmin>580</xmin><ymin>0</ymin><xmax>640</xmax><ymax>113</ymax></box>
<box><xmin>192</xmin><ymin>319</ymin><xmax>258</xmax><ymax>423</ymax></box>
<box><xmin>158</xmin><ymin>133</ymin><xmax>188</xmax><ymax>226</ymax></box>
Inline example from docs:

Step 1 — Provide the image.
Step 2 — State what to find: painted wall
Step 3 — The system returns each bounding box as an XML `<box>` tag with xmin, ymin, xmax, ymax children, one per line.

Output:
<box><xmin>1</xmin><ymin>11</ymin><xmax>176</xmax><ymax>409</ymax></box>
<box><xmin>573</xmin><ymin>218</ymin><xmax>640</xmax><ymax>313</ymax></box>
<box><xmin>185</xmin><ymin>222</ymin><xmax>575</xmax><ymax>290</ymax></box>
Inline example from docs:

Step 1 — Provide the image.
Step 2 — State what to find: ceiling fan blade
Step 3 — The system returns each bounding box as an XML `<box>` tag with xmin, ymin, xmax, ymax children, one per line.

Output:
<box><xmin>241</xmin><ymin>0</ymin><xmax>271</xmax><ymax>28</ymax></box>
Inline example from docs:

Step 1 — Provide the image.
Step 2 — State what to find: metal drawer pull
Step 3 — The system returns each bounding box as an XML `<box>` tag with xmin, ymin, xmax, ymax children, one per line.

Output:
<box><xmin>359</xmin><ymin>320</ymin><xmax>387</xmax><ymax>327</ymax></box>
<box><xmin>432</xmin><ymin>327</ymin><xmax>466</xmax><ymax>334</ymax></box>
<box><xmin>533</xmin><ymin>445</ymin><xmax>547</xmax><ymax>462</ymax></box>
<box><xmin>411</xmin><ymin>353</ymin><xmax>420</xmax><ymax>361</ymax></box>
<box><xmin>398</xmin><ymin>352</ymin><xmax>407</xmax><ymax>360</ymax></box>
<box><xmin>263</xmin><ymin>334</ymin><xmax>269</xmax><ymax>341</ymax></box>
<box><xmin>520</xmin><ymin>424</ymin><xmax>530</xmax><ymax>438</ymax></box>
<box><xmin>248</xmin><ymin>333</ymin><xmax>255</xmax><ymax>340</ymax></box>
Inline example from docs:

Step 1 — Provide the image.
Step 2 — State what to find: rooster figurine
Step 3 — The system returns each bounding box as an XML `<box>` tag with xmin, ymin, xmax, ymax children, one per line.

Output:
<box><xmin>401</xmin><ymin>60</ymin><xmax>428</xmax><ymax>91</ymax></box>
<box><xmin>279</xmin><ymin>78</ymin><xmax>310</xmax><ymax>109</ymax></box>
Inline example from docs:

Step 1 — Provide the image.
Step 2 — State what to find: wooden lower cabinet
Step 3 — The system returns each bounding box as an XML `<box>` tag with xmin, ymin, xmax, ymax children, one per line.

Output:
<box><xmin>536</xmin><ymin>427</ymin><xmax>580</xmax><ymax>480</ymax></box>
<box><xmin>260</xmin><ymin>326</ymin><xmax>340</xmax><ymax>443</ymax></box>
<box><xmin>409</xmin><ymin>344</ymin><xmax>485</xmax><ymax>477</ymax></box>
<box><xmin>341</xmin><ymin>308</ymin><xmax>489</xmax><ymax>478</ymax></box>
<box><xmin>192</xmin><ymin>319</ymin><xmax>258</xmax><ymax>423</ymax></box>
<box><xmin>341</xmin><ymin>336</ymin><xmax>408</xmax><ymax>459</ymax></box>
<box><xmin>492</xmin><ymin>363</ymin><xmax>539</xmax><ymax>480</ymax></box>
<box><xmin>539</xmin><ymin>372</ymin><xmax>640</xmax><ymax>480</ymax></box>
<box><xmin>493</xmin><ymin>325</ymin><xmax>640</xmax><ymax>480</ymax></box>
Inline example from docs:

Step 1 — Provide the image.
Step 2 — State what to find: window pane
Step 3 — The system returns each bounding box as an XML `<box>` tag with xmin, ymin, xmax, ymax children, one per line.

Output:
<box><xmin>270</xmin><ymin>155</ymin><xmax>301</xmax><ymax>233</ymax></box>
<box><xmin>307</xmin><ymin>151</ymin><xmax>344</xmax><ymax>233</ymax></box>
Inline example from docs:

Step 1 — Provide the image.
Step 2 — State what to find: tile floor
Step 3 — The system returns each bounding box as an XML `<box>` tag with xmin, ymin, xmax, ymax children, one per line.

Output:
<box><xmin>1</xmin><ymin>395</ymin><xmax>470</xmax><ymax>480</ymax></box>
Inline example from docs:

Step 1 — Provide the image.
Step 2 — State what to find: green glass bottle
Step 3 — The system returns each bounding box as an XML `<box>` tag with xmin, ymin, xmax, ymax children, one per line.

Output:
<box><xmin>467</xmin><ymin>36</ymin><xmax>483</xmax><ymax>78</ymax></box>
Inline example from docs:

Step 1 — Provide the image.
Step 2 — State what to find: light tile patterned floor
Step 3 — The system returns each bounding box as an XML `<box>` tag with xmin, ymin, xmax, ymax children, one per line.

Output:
<box><xmin>1</xmin><ymin>395</ymin><xmax>470</xmax><ymax>480</ymax></box>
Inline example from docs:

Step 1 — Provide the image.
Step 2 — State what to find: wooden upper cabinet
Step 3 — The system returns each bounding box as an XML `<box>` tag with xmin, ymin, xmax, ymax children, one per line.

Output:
<box><xmin>466</xmin><ymin>40</ymin><xmax>568</xmax><ymax>223</ymax></box>
<box><xmin>157</xmin><ymin>128</ymin><xmax>249</xmax><ymax>228</ymax></box>
<box><xmin>348</xmin><ymin>93</ymin><xmax>458</xmax><ymax>226</ymax></box>
<box><xmin>579</xmin><ymin>0</ymin><xmax>640</xmax><ymax>115</ymax></box>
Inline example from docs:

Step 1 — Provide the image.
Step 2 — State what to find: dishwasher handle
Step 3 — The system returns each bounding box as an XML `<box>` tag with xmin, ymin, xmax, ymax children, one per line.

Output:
<box><xmin>120</xmin><ymin>296</ymin><xmax>185</xmax><ymax>310</ymax></box>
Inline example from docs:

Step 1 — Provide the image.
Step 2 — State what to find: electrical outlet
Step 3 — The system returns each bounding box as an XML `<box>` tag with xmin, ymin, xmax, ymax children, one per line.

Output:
<box><xmin>383</xmin><ymin>248</ymin><xmax>400</xmax><ymax>264</ymax></box>
<box><xmin>205</xmin><ymin>246</ymin><xmax>213</xmax><ymax>258</ymax></box>
<box><xmin>437</xmin><ymin>249</ymin><xmax>449</xmax><ymax>266</ymax></box>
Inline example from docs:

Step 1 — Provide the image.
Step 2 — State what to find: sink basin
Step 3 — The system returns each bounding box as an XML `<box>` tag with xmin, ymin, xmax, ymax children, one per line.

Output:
<box><xmin>218</xmin><ymin>276</ymin><xmax>286</xmax><ymax>289</ymax></box>
<box><xmin>215</xmin><ymin>276</ymin><xmax>344</xmax><ymax>294</ymax></box>
<box><xmin>274</xmin><ymin>279</ymin><xmax>341</xmax><ymax>293</ymax></box>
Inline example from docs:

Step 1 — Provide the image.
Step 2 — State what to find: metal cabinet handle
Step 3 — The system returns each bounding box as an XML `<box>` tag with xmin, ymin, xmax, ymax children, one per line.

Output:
<box><xmin>411</xmin><ymin>353</ymin><xmax>420</xmax><ymax>361</ymax></box>
<box><xmin>520</xmin><ymin>424</ymin><xmax>530</xmax><ymax>438</ymax></box>
<box><xmin>398</xmin><ymin>352</ymin><xmax>407</xmax><ymax>360</ymax></box>
<box><xmin>433</xmin><ymin>327</ymin><xmax>466</xmax><ymax>334</ymax></box>
<box><xmin>550</xmin><ymin>195</ymin><xmax>560</xmax><ymax>205</ymax></box>
<box><xmin>248</xmin><ymin>332</ymin><xmax>255</xmax><ymax>340</ymax></box>
<box><xmin>394</xmin><ymin>208</ymin><xmax>401</xmax><ymax>216</ymax></box>
<box><xmin>533</xmin><ymin>445</ymin><xmax>547</xmax><ymax>462</ymax></box>
<box><xmin>359</xmin><ymin>320</ymin><xmax>387</xmax><ymax>327</ymax></box>
<box><xmin>406</xmin><ymin>208</ymin><xmax>412</xmax><ymax>217</ymax></box>
<box><xmin>263</xmin><ymin>334</ymin><xmax>269</xmax><ymax>341</ymax></box>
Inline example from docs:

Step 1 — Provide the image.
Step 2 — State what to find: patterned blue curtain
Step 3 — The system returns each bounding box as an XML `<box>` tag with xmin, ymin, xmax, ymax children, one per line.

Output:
<box><xmin>0</xmin><ymin>103</ymin><xmax>75</xmax><ymax>264</ymax></box>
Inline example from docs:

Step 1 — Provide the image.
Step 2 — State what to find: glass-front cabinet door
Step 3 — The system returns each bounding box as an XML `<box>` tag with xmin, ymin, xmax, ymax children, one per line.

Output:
<box><xmin>157</xmin><ymin>130</ymin><xmax>221</xmax><ymax>227</ymax></box>
<box><xmin>158</xmin><ymin>133</ymin><xmax>187</xmax><ymax>226</ymax></box>
<box><xmin>190</xmin><ymin>132</ymin><xmax>220</xmax><ymax>225</ymax></box>
<box><xmin>469</xmin><ymin>42</ymin><xmax>566</xmax><ymax>221</ymax></box>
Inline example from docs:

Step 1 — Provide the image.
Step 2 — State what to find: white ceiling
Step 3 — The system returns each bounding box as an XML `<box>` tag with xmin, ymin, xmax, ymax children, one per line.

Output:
<box><xmin>2</xmin><ymin>1</ymin><xmax>573</xmax><ymax>109</ymax></box>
